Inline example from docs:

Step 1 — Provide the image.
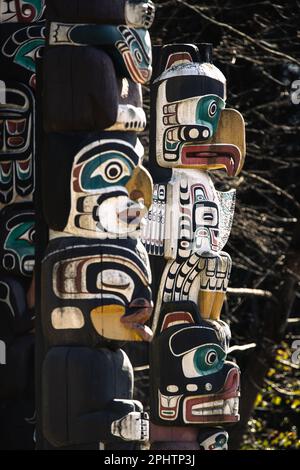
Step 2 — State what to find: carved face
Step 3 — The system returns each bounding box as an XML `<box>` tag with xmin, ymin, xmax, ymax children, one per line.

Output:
<box><xmin>0</xmin><ymin>202</ymin><xmax>35</xmax><ymax>278</ymax></box>
<box><xmin>150</xmin><ymin>302</ymin><xmax>240</xmax><ymax>425</ymax></box>
<box><xmin>0</xmin><ymin>1</ymin><xmax>45</xmax><ymax>23</ymax></box>
<box><xmin>66</xmin><ymin>139</ymin><xmax>152</xmax><ymax>238</ymax></box>
<box><xmin>42</xmin><ymin>238</ymin><xmax>152</xmax><ymax>346</ymax></box>
<box><xmin>0</xmin><ymin>81</ymin><xmax>35</xmax><ymax>207</ymax></box>
<box><xmin>1</xmin><ymin>24</ymin><xmax>45</xmax><ymax>88</ymax></box>
<box><xmin>155</xmin><ymin>61</ymin><xmax>245</xmax><ymax>175</ymax></box>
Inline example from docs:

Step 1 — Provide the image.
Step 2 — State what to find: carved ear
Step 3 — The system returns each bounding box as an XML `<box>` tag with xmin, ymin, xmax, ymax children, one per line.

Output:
<box><xmin>155</xmin><ymin>301</ymin><xmax>202</xmax><ymax>334</ymax></box>
<box><xmin>156</xmin><ymin>44</ymin><xmax>213</xmax><ymax>75</ymax></box>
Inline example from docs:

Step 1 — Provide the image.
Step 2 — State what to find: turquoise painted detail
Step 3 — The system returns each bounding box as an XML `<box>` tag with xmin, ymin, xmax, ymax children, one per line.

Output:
<box><xmin>193</xmin><ymin>344</ymin><xmax>225</xmax><ymax>376</ymax></box>
<box><xmin>27</xmin><ymin>0</ymin><xmax>44</xmax><ymax>14</ymax></box>
<box><xmin>80</xmin><ymin>152</ymin><xmax>135</xmax><ymax>191</ymax></box>
<box><xmin>4</xmin><ymin>221</ymin><xmax>35</xmax><ymax>260</ymax></box>
<box><xmin>165</xmin><ymin>141</ymin><xmax>178</xmax><ymax>151</ymax></box>
<box><xmin>13</xmin><ymin>38</ymin><xmax>44</xmax><ymax>72</ymax></box>
<box><xmin>0</xmin><ymin>165</ymin><xmax>13</xmax><ymax>185</ymax></box>
<box><xmin>16</xmin><ymin>159</ymin><xmax>32</xmax><ymax>181</ymax></box>
<box><xmin>195</xmin><ymin>95</ymin><xmax>225</xmax><ymax>136</ymax></box>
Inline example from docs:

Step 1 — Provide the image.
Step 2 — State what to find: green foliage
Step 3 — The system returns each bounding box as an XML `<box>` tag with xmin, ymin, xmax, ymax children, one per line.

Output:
<box><xmin>242</xmin><ymin>340</ymin><xmax>300</xmax><ymax>449</ymax></box>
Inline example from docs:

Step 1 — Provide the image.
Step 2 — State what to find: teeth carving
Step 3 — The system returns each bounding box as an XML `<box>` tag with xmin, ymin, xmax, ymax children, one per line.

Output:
<box><xmin>191</xmin><ymin>397</ymin><xmax>239</xmax><ymax>416</ymax></box>
<box><xmin>24</xmin><ymin>260</ymin><xmax>34</xmax><ymax>270</ymax></box>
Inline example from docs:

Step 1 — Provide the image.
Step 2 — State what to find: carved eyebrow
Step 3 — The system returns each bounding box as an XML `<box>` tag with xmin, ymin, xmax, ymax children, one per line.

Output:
<box><xmin>166</xmin><ymin>76</ymin><xmax>225</xmax><ymax>102</ymax></box>
<box><xmin>169</xmin><ymin>326</ymin><xmax>219</xmax><ymax>356</ymax></box>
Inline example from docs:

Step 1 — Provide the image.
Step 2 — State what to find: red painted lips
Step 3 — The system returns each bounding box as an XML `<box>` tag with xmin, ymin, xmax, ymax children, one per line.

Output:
<box><xmin>181</xmin><ymin>144</ymin><xmax>242</xmax><ymax>176</ymax></box>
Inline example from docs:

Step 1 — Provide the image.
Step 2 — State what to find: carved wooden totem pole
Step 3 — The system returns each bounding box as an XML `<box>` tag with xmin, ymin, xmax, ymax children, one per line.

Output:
<box><xmin>144</xmin><ymin>44</ymin><xmax>246</xmax><ymax>450</ymax></box>
<box><xmin>0</xmin><ymin>0</ymin><xmax>45</xmax><ymax>449</ymax></box>
<box><xmin>1</xmin><ymin>2</ymin><xmax>246</xmax><ymax>452</ymax></box>
<box><xmin>39</xmin><ymin>0</ymin><xmax>155</xmax><ymax>449</ymax></box>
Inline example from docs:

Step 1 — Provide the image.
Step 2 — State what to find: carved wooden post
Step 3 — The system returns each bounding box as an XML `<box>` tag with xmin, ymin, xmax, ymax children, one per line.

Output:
<box><xmin>38</xmin><ymin>0</ymin><xmax>155</xmax><ymax>449</ymax></box>
<box><xmin>144</xmin><ymin>44</ymin><xmax>246</xmax><ymax>450</ymax></box>
<box><xmin>0</xmin><ymin>0</ymin><xmax>45</xmax><ymax>449</ymax></box>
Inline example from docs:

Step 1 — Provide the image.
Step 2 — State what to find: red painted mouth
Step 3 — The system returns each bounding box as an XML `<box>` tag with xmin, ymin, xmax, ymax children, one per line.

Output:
<box><xmin>183</xmin><ymin>367</ymin><xmax>240</xmax><ymax>424</ymax></box>
<box><xmin>181</xmin><ymin>144</ymin><xmax>242</xmax><ymax>176</ymax></box>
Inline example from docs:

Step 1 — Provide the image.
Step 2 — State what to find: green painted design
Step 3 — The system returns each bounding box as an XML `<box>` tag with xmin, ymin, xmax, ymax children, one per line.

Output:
<box><xmin>80</xmin><ymin>152</ymin><xmax>135</xmax><ymax>191</ymax></box>
<box><xmin>193</xmin><ymin>344</ymin><xmax>225</xmax><ymax>376</ymax></box>
<box><xmin>165</xmin><ymin>141</ymin><xmax>179</xmax><ymax>151</ymax></box>
<box><xmin>195</xmin><ymin>95</ymin><xmax>225</xmax><ymax>137</ymax></box>
<box><xmin>4</xmin><ymin>221</ymin><xmax>35</xmax><ymax>260</ymax></box>
<box><xmin>13</xmin><ymin>38</ymin><xmax>44</xmax><ymax>72</ymax></box>
<box><xmin>16</xmin><ymin>160</ymin><xmax>32</xmax><ymax>182</ymax></box>
<box><xmin>29</xmin><ymin>0</ymin><xmax>44</xmax><ymax>13</ymax></box>
<box><xmin>0</xmin><ymin>166</ymin><xmax>13</xmax><ymax>185</ymax></box>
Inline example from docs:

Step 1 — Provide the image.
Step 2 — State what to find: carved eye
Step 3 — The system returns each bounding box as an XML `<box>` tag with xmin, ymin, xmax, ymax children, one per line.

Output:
<box><xmin>205</xmin><ymin>350</ymin><xmax>217</xmax><ymax>365</ymax></box>
<box><xmin>134</xmin><ymin>49</ymin><xmax>143</xmax><ymax>64</ymax></box>
<box><xmin>24</xmin><ymin>46</ymin><xmax>42</xmax><ymax>61</ymax></box>
<box><xmin>91</xmin><ymin>159</ymin><xmax>131</xmax><ymax>184</ymax></box>
<box><xmin>181</xmin><ymin>345</ymin><xmax>225</xmax><ymax>378</ymax></box>
<box><xmin>194</xmin><ymin>188</ymin><xmax>206</xmax><ymax>202</ymax></box>
<box><xmin>105</xmin><ymin>162</ymin><xmax>123</xmax><ymax>180</ymax></box>
<box><xmin>19</xmin><ymin>227</ymin><xmax>35</xmax><ymax>244</ymax></box>
<box><xmin>208</xmin><ymin>101</ymin><xmax>218</xmax><ymax>117</ymax></box>
<box><xmin>35</xmin><ymin>46</ymin><xmax>43</xmax><ymax>60</ymax></box>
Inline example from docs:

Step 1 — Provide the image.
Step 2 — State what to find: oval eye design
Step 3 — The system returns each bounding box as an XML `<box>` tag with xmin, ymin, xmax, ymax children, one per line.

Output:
<box><xmin>89</xmin><ymin>158</ymin><xmax>131</xmax><ymax>185</ymax></box>
<box><xmin>105</xmin><ymin>162</ymin><xmax>123</xmax><ymax>181</ymax></box>
<box><xmin>34</xmin><ymin>46</ymin><xmax>43</xmax><ymax>60</ymax></box>
<box><xmin>194</xmin><ymin>188</ymin><xmax>206</xmax><ymax>202</ymax></box>
<box><xmin>208</xmin><ymin>101</ymin><xmax>218</xmax><ymax>117</ymax></box>
<box><xmin>205</xmin><ymin>350</ymin><xmax>218</xmax><ymax>365</ymax></box>
<box><xmin>134</xmin><ymin>49</ymin><xmax>143</xmax><ymax>64</ymax></box>
<box><xmin>18</xmin><ymin>226</ymin><xmax>35</xmax><ymax>244</ymax></box>
<box><xmin>181</xmin><ymin>345</ymin><xmax>225</xmax><ymax>378</ymax></box>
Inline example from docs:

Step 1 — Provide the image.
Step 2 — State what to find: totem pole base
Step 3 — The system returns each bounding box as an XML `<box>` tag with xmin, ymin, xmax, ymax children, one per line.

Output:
<box><xmin>150</xmin><ymin>423</ymin><xmax>228</xmax><ymax>450</ymax></box>
<box><xmin>150</xmin><ymin>423</ymin><xmax>199</xmax><ymax>450</ymax></box>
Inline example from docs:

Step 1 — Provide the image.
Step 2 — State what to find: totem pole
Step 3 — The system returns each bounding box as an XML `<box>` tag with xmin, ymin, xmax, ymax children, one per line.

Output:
<box><xmin>0</xmin><ymin>0</ymin><xmax>45</xmax><ymax>449</ymax></box>
<box><xmin>144</xmin><ymin>44</ymin><xmax>246</xmax><ymax>450</ymax></box>
<box><xmin>39</xmin><ymin>0</ymin><xmax>155</xmax><ymax>449</ymax></box>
